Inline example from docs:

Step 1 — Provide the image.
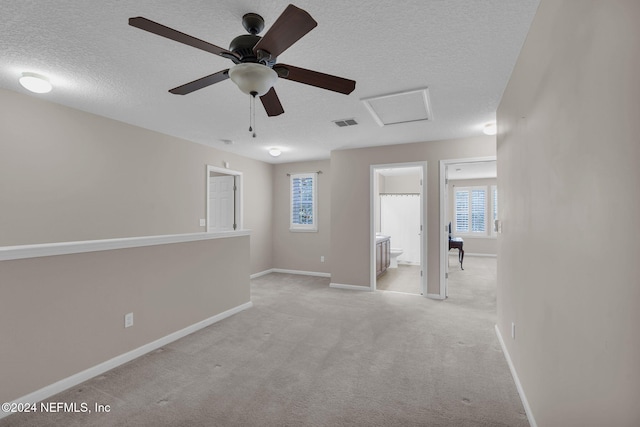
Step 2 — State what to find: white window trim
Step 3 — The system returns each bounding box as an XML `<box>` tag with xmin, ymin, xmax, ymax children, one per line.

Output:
<box><xmin>290</xmin><ymin>172</ymin><xmax>318</xmax><ymax>232</ymax></box>
<box><xmin>454</xmin><ymin>186</ymin><xmax>488</xmax><ymax>236</ymax></box>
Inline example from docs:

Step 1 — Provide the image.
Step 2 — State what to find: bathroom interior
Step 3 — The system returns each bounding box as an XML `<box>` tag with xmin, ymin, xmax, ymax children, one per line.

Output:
<box><xmin>374</xmin><ymin>166</ymin><xmax>423</xmax><ymax>295</ymax></box>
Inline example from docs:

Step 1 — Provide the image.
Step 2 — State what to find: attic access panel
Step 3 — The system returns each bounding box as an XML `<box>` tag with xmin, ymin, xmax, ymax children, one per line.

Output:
<box><xmin>362</xmin><ymin>88</ymin><xmax>433</xmax><ymax>127</ymax></box>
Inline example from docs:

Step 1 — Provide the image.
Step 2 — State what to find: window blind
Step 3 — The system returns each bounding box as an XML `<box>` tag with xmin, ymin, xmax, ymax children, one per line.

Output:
<box><xmin>455</xmin><ymin>190</ymin><xmax>469</xmax><ymax>232</ymax></box>
<box><xmin>292</xmin><ymin>176</ymin><xmax>314</xmax><ymax>225</ymax></box>
<box><xmin>471</xmin><ymin>189</ymin><xmax>486</xmax><ymax>232</ymax></box>
<box><xmin>290</xmin><ymin>172</ymin><xmax>318</xmax><ymax>232</ymax></box>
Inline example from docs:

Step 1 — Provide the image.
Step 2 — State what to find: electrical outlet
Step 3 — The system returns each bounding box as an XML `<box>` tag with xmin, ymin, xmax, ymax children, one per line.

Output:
<box><xmin>125</xmin><ymin>312</ymin><xmax>134</xmax><ymax>328</ymax></box>
<box><xmin>320</xmin><ymin>256</ymin><xmax>325</xmax><ymax>262</ymax></box>
<box><xmin>199</xmin><ymin>219</ymin><xmax>206</xmax><ymax>227</ymax></box>
<box><xmin>511</xmin><ymin>322</ymin><xmax>516</xmax><ymax>339</ymax></box>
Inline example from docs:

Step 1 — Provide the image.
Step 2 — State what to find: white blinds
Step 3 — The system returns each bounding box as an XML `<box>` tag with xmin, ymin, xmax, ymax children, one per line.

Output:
<box><xmin>455</xmin><ymin>190</ymin><xmax>469</xmax><ymax>232</ymax></box>
<box><xmin>471</xmin><ymin>189</ymin><xmax>486</xmax><ymax>232</ymax></box>
<box><xmin>290</xmin><ymin>172</ymin><xmax>318</xmax><ymax>231</ymax></box>
<box><xmin>455</xmin><ymin>187</ymin><xmax>487</xmax><ymax>234</ymax></box>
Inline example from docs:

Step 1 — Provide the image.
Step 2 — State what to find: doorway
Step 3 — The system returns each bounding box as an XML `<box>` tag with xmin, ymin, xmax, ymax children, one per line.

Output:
<box><xmin>439</xmin><ymin>157</ymin><xmax>497</xmax><ymax>298</ymax></box>
<box><xmin>206</xmin><ymin>165</ymin><xmax>243</xmax><ymax>232</ymax></box>
<box><xmin>370</xmin><ymin>162</ymin><xmax>427</xmax><ymax>296</ymax></box>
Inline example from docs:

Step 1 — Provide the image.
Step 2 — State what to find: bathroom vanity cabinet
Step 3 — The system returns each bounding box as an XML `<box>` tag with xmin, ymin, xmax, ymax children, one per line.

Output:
<box><xmin>376</xmin><ymin>235</ymin><xmax>390</xmax><ymax>277</ymax></box>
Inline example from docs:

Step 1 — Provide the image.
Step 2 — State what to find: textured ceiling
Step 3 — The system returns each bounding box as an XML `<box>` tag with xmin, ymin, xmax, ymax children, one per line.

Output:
<box><xmin>0</xmin><ymin>1</ymin><xmax>540</xmax><ymax>164</ymax></box>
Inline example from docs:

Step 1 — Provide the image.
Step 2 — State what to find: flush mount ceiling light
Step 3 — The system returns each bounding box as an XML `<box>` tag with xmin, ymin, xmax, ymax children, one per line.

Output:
<box><xmin>19</xmin><ymin>72</ymin><xmax>52</xmax><ymax>93</ymax></box>
<box><xmin>483</xmin><ymin>122</ymin><xmax>497</xmax><ymax>135</ymax></box>
<box><xmin>268</xmin><ymin>148</ymin><xmax>282</xmax><ymax>157</ymax></box>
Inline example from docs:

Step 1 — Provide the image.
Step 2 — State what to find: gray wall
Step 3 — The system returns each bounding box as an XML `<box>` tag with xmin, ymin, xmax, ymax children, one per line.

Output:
<box><xmin>0</xmin><ymin>236</ymin><xmax>250</xmax><ymax>404</ymax></box>
<box><xmin>330</xmin><ymin>136</ymin><xmax>496</xmax><ymax>294</ymax></box>
<box><xmin>272</xmin><ymin>160</ymin><xmax>331</xmax><ymax>274</ymax></box>
<box><xmin>0</xmin><ymin>88</ymin><xmax>274</xmax><ymax>274</ymax></box>
<box><xmin>497</xmin><ymin>1</ymin><xmax>640</xmax><ymax>425</ymax></box>
<box><xmin>382</xmin><ymin>173</ymin><xmax>422</xmax><ymax>194</ymax></box>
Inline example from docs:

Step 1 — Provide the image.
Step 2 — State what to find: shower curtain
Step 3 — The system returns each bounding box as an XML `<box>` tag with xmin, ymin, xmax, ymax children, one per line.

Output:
<box><xmin>380</xmin><ymin>194</ymin><xmax>421</xmax><ymax>264</ymax></box>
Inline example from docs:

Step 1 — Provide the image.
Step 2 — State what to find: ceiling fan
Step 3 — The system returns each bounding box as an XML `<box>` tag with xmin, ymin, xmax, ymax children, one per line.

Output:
<box><xmin>129</xmin><ymin>4</ymin><xmax>356</xmax><ymax>117</ymax></box>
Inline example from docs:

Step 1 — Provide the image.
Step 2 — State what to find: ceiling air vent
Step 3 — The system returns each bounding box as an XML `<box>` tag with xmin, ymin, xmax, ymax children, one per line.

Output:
<box><xmin>333</xmin><ymin>118</ymin><xmax>358</xmax><ymax>127</ymax></box>
<box><xmin>361</xmin><ymin>88</ymin><xmax>432</xmax><ymax>126</ymax></box>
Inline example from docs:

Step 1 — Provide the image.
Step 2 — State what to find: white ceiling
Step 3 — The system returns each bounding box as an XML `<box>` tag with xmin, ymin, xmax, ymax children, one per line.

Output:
<box><xmin>0</xmin><ymin>1</ymin><xmax>539</xmax><ymax>164</ymax></box>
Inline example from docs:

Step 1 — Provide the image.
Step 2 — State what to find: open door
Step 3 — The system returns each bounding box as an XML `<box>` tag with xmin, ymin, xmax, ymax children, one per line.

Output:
<box><xmin>206</xmin><ymin>165</ymin><xmax>243</xmax><ymax>233</ymax></box>
<box><xmin>439</xmin><ymin>157</ymin><xmax>497</xmax><ymax>299</ymax></box>
<box><xmin>370</xmin><ymin>162</ymin><xmax>427</xmax><ymax>296</ymax></box>
<box><xmin>209</xmin><ymin>175</ymin><xmax>236</xmax><ymax>231</ymax></box>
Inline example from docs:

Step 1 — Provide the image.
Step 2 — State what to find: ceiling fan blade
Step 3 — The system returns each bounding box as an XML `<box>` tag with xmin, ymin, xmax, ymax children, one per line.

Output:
<box><xmin>260</xmin><ymin>87</ymin><xmax>285</xmax><ymax>116</ymax></box>
<box><xmin>252</xmin><ymin>5</ymin><xmax>317</xmax><ymax>59</ymax></box>
<box><xmin>169</xmin><ymin>69</ymin><xmax>230</xmax><ymax>95</ymax></box>
<box><xmin>274</xmin><ymin>64</ymin><xmax>356</xmax><ymax>95</ymax></box>
<box><xmin>129</xmin><ymin>17</ymin><xmax>239</xmax><ymax>61</ymax></box>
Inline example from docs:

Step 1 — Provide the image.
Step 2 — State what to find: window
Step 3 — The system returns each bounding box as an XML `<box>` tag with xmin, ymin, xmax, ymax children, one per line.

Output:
<box><xmin>454</xmin><ymin>187</ymin><xmax>487</xmax><ymax>235</ymax></box>
<box><xmin>491</xmin><ymin>185</ymin><xmax>498</xmax><ymax>236</ymax></box>
<box><xmin>290</xmin><ymin>173</ymin><xmax>318</xmax><ymax>232</ymax></box>
<box><xmin>455</xmin><ymin>190</ymin><xmax>470</xmax><ymax>232</ymax></box>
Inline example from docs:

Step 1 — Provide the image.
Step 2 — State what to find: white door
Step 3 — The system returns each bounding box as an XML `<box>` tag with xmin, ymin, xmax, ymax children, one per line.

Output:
<box><xmin>209</xmin><ymin>175</ymin><xmax>235</xmax><ymax>232</ymax></box>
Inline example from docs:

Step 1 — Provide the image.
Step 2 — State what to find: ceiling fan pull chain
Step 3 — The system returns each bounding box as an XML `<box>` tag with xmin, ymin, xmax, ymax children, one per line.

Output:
<box><xmin>248</xmin><ymin>94</ymin><xmax>253</xmax><ymax>133</ymax></box>
<box><xmin>250</xmin><ymin>91</ymin><xmax>257</xmax><ymax>138</ymax></box>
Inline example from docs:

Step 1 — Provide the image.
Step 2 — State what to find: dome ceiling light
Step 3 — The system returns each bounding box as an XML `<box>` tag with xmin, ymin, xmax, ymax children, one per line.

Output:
<box><xmin>483</xmin><ymin>122</ymin><xmax>497</xmax><ymax>135</ymax></box>
<box><xmin>19</xmin><ymin>72</ymin><xmax>52</xmax><ymax>93</ymax></box>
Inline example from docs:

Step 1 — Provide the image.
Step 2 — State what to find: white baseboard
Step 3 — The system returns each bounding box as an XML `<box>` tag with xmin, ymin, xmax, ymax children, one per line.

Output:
<box><xmin>1</xmin><ymin>301</ymin><xmax>253</xmax><ymax>420</ymax></box>
<box><xmin>426</xmin><ymin>293</ymin><xmax>445</xmax><ymax>300</ymax></box>
<box><xmin>272</xmin><ymin>268</ymin><xmax>331</xmax><ymax>278</ymax></box>
<box><xmin>494</xmin><ymin>324</ymin><xmax>537</xmax><ymax>427</ymax></box>
<box><xmin>329</xmin><ymin>283</ymin><xmax>371</xmax><ymax>291</ymax></box>
<box><xmin>250</xmin><ymin>269</ymin><xmax>273</xmax><ymax>279</ymax></box>
<box><xmin>251</xmin><ymin>269</ymin><xmax>330</xmax><ymax>279</ymax></box>
<box><xmin>448</xmin><ymin>253</ymin><xmax>497</xmax><ymax>258</ymax></box>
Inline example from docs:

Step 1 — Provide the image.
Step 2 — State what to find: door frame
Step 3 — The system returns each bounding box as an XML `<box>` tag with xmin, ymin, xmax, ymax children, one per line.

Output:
<box><xmin>439</xmin><ymin>156</ymin><xmax>496</xmax><ymax>298</ymax></box>
<box><xmin>206</xmin><ymin>165</ymin><xmax>243</xmax><ymax>232</ymax></box>
<box><xmin>370</xmin><ymin>161</ymin><xmax>427</xmax><ymax>296</ymax></box>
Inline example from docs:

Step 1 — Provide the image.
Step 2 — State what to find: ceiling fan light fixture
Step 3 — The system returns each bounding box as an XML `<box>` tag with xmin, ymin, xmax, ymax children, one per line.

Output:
<box><xmin>228</xmin><ymin>63</ymin><xmax>277</xmax><ymax>96</ymax></box>
<box><xmin>483</xmin><ymin>122</ymin><xmax>497</xmax><ymax>135</ymax></box>
<box><xmin>19</xmin><ymin>72</ymin><xmax>52</xmax><ymax>93</ymax></box>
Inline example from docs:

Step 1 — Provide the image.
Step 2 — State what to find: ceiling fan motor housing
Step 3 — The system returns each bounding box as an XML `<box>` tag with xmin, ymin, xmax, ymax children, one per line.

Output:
<box><xmin>230</xmin><ymin>35</ymin><xmax>261</xmax><ymax>61</ymax></box>
<box><xmin>229</xmin><ymin>13</ymin><xmax>276</xmax><ymax>67</ymax></box>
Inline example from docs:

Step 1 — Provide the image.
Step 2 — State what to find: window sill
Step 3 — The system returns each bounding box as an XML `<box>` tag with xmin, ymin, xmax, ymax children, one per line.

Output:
<box><xmin>289</xmin><ymin>228</ymin><xmax>318</xmax><ymax>233</ymax></box>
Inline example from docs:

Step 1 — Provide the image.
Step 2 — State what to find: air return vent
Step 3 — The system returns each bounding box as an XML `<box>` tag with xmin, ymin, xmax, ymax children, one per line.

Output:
<box><xmin>333</xmin><ymin>118</ymin><xmax>358</xmax><ymax>127</ymax></box>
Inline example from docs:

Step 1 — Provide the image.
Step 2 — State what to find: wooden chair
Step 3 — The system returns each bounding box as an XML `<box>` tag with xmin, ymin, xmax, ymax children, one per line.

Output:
<box><xmin>448</xmin><ymin>222</ymin><xmax>464</xmax><ymax>270</ymax></box>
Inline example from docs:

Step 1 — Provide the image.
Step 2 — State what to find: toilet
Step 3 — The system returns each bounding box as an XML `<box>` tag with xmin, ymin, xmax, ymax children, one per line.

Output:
<box><xmin>389</xmin><ymin>248</ymin><xmax>403</xmax><ymax>268</ymax></box>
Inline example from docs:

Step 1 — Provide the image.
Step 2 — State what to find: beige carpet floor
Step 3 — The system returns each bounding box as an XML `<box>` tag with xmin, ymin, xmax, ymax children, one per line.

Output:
<box><xmin>376</xmin><ymin>264</ymin><xmax>422</xmax><ymax>294</ymax></box>
<box><xmin>1</xmin><ymin>256</ymin><xmax>528</xmax><ymax>426</ymax></box>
